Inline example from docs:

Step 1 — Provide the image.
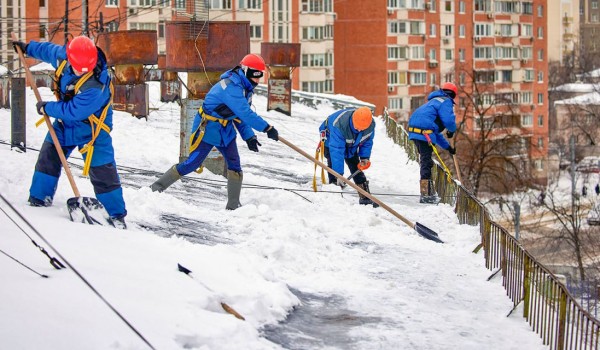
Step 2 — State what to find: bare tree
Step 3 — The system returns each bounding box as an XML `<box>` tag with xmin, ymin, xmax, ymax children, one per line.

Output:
<box><xmin>451</xmin><ymin>65</ymin><xmax>536</xmax><ymax>197</ymax></box>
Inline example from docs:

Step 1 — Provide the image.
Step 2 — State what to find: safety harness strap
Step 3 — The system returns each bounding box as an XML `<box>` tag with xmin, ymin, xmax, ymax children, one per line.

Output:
<box><xmin>408</xmin><ymin>126</ymin><xmax>433</xmax><ymax>134</ymax></box>
<box><xmin>423</xmin><ymin>133</ymin><xmax>453</xmax><ymax>183</ymax></box>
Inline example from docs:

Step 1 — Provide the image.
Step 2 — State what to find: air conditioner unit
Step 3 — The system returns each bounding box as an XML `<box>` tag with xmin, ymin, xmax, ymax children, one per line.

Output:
<box><xmin>388</xmin><ymin>86</ymin><xmax>395</xmax><ymax>92</ymax></box>
<box><xmin>429</xmin><ymin>61</ymin><xmax>438</xmax><ymax>68</ymax></box>
<box><xmin>521</xmin><ymin>59</ymin><xmax>529</xmax><ymax>65</ymax></box>
<box><xmin>443</xmin><ymin>38</ymin><xmax>450</xmax><ymax>44</ymax></box>
<box><xmin>474</xmin><ymin>37</ymin><xmax>481</xmax><ymax>42</ymax></box>
<box><xmin>387</xmin><ymin>9</ymin><xmax>394</xmax><ymax>15</ymax></box>
<box><xmin>128</xmin><ymin>8</ymin><xmax>137</xmax><ymax>15</ymax></box>
<box><xmin>487</xmin><ymin>13</ymin><xmax>494</xmax><ymax>19</ymax></box>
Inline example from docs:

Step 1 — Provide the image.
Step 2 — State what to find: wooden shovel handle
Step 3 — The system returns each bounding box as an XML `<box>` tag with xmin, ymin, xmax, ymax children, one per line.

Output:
<box><xmin>11</xmin><ymin>33</ymin><xmax>81</xmax><ymax>197</ymax></box>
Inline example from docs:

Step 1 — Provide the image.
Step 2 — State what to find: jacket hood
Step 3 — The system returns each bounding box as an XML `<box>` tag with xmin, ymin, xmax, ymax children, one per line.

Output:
<box><xmin>427</xmin><ymin>89</ymin><xmax>455</xmax><ymax>104</ymax></box>
<box><xmin>221</xmin><ymin>67</ymin><xmax>254</xmax><ymax>91</ymax></box>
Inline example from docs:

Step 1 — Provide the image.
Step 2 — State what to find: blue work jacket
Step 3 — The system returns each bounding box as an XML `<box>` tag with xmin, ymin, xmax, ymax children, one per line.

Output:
<box><xmin>407</xmin><ymin>90</ymin><xmax>456</xmax><ymax>150</ymax></box>
<box><xmin>319</xmin><ymin>108</ymin><xmax>375</xmax><ymax>176</ymax></box>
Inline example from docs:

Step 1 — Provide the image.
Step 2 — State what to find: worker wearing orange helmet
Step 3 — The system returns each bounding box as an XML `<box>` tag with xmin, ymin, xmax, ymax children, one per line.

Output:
<box><xmin>151</xmin><ymin>53</ymin><xmax>279</xmax><ymax>210</ymax></box>
<box><xmin>407</xmin><ymin>82</ymin><xmax>458</xmax><ymax>204</ymax></box>
<box><xmin>12</xmin><ymin>36</ymin><xmax>127</xmax><ymax>228</ymax></box>
<box><xmin>319</xmin><ymin>107</ymin><xmax>379</xmax><ymax>207</ymax></box>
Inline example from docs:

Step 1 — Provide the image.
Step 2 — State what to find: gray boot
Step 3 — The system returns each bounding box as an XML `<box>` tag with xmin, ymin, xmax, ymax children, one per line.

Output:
<box><xmin>150</xmin><ymin>165</ymin><xmax>181</xmax><ymax>192</ymax></box>
<box><xmin>419</xmin><ymin>179</ymin><xmax>440</xmax><ymax>204</ymax></box>
<box><xmin>226</xmin><ymin>170</ymin><xmax>243</xmax><ymax>210</ymax></box>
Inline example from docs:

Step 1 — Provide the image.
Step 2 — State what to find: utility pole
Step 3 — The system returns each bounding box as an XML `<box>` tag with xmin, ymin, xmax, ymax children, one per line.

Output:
<box><xmin>64</xmin><ymin>0</ymin><xmax>69</xmax><ymax>45</ymax></box>
<box><xmin>82</xmin><ymin>0</ymin><xmax>88</xmax><ymax>36</ymax></box>
<box><xmin>513</xmin><ymin>202</ymin><xmax>520</xmax><ymax>240</ymax></box>
<box><xmin>570</xmin><ymin>135</ymin><xmax>576</xmax><ymax>224</ymax></box>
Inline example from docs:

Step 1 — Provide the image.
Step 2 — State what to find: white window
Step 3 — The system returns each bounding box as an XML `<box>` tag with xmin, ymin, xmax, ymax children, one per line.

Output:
<box><xmin>388</xmin><ymin>97</ymin><xmax>403</xmax><ymax>111</ymax></box>
<box><xmin>537</xmin><ymin>27</ymin><xmax>543</xmax><ymax>38</ymax></box>
<box><xmin>106</xmin><ymin>0</ymin><xmax>118</xmax><ymax>6</ymax></box>
<box><xmin>538</xmin><ymin>115</ymin><xmax>544</xmax><ymax>126</ymax></box>
<box><xmin>411</xmin><ymin>46</ymin><xmax>425</xmax><ymax>59</ymax></box>
<box><xmin>430</xmin><ymin>73</ymin><xmax>437</xmax><ymax>85</ymax></box>
<box><xmin>521</xmin><ymin>91</ymin><xmax>532</xmax><ymax>104</ymax></box>
<box><xmin>443</xmin><ymin>25</ymin><xmax>453</xmax><ymax>37</ymax></box>
<box><xmin>239</xmin><ymin>0</ymin><xmax>261</xmax><ymax>9</ymax></box>
<box><xmin>537</xmin><ymin>93</ymin><xmax>544</xmax><ymax>104</ymax></box>
<box><xmin>430</xmin><ymin>23</ymin><xmax>436</xmax><ymax>37</ymax></box>
<box><xmin>444</xmin><ymin>0</ymin><xmax>453</xmax><ymax>12</ymax></box>
<box><xmin>429</xmin><ymin>48</ymin><xmax>436</xmax><ymax>61</ymax></box>
<box><xmin>474</xmin><ymin>46</ymin><xmax>493</xmax><ymax>59</ymax></box>
<box><xmin>538</xmin><ymin>71</ymin><xmax>544</xmax><ymax>82</ymax></box>
<box><xmin>459</xmin><ymin>25</ymin><xmax>465</xmax><ymax>38</ymax></box>
<box><xmin>538</xmin><ymin>49</ymin><xmax>544</xmax><ymax>60</ymax></box>
<box><xmin>521</xmin><ymin>47</ymin><xmax>532</xmax><ymax>59</ymax></box>
<box><xmin>534</xmin><ymin>159</ymin><xmax>544</xmax><ymax>170</ymax></box>
<box><xmin>388</xmin><ymin>71</ymin><xmax>408</xmax><ymax>85</ymax></box>
<box><xmin>459</xmin><ymin>1</ymin><xmax>465</xmax><ymax>13</ymax></box>
<box><xmin>522</xmin><ymin>24</ymin><xmax>533</xmax><ymax>37</ymax></box>
<box><xmin>537</xmin><ymin>137</ymin><xmax>544</xmax><ymax>148</ymax></box>
<box><xmin>524</xmin><ymin>70</ymin><xmax>534</xmax><ymax>82</ymax></box>
<box><xmin>210</xmin><ymin>0</ymin><xmax>231</xmax><ymax>9</ymax></box>
<box><xmin>250</xmin><ymin>25</ymin><xmax>262</xmax><ymax>39</ymax></box>
<box><xmin>301</xmin><ymin>0</ymin><xmax>333</xmax><ymax>12</ymax></box>
<box><xmin>458</xmin><ymin>48</ymin><xmax>465</xmax><ymax>61</ymax></box>
<box><xmin>522</xmin><ymin>114</ymin><xmax>533</xmax><ymax>127</ymax></box>
<box><xmin>475</xmin><ymin>23</ymin><xmax>492</xmax><ymax>37</ymax></box>
<box><xmin>388</xmin><ymin>46</ymin><xmax>408</xmax><ymax>60</ymax></box>
<box><xmin>444</xmin><ymin>49</ymin><xmax>453</xmax><ymax>60</ymax></box>
<box><xmin>411</xmin><ymin>72</ymin><xmax>427</xmax><ymax>85</ymax></box>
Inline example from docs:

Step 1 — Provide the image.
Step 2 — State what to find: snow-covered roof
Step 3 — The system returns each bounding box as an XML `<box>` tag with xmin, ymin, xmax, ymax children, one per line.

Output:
<box><xmin>29</xmin><ymin>62</ymin><xmax>55</xmax><ymax>72</ymax></box>
<box><xmin>551</xmin><ymin>83</ymin><xmax>599</xmax><ymax>93</ymax></box>
<box><xmin>555</xmin><ymin>91</ymin><xmax>600</xmax><ymax>105</ymax></box>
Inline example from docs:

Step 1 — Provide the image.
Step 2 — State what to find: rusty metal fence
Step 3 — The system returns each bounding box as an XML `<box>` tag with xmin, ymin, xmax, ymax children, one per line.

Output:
<box><xmin>384</xmin><ymin>111</ymin><xmax>600</xmax><ymax>350</ymax></box>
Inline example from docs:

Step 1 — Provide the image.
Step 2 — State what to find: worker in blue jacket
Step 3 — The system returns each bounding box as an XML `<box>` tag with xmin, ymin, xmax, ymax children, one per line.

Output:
<box><xmin>151</xmin><ymin>53</ymin><xmax>279</xmax><ymax>210</ymax></box>
<box><xmin>12</xmin><ymin>36</ymin><xmax>127</xmax><ymax>228</ymax></box>
<box><xmin>319</xmin><ymin>106</ymin><xmax>378</xmax><ymax>207</ymax></box>
<box><xmin>408</xmin><ymin>82</ymin><xmax>458</xmax><ymax>204</ymax></box>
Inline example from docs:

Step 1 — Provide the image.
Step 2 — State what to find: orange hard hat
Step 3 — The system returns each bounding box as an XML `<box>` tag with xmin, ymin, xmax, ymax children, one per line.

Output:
<box><xmin>67</xmin><ymin>36</ymin><xmax>98</xmax><ymax>73</ymax></box>
<box><xmin>352</xmin><ymin>107</ymin><xmax>373</xmax><ymax>131</ymax></box>
<box><xmin>441</xmin><ymin>82</ymin><xmax>458</xmax><ymax>97</ymax></box>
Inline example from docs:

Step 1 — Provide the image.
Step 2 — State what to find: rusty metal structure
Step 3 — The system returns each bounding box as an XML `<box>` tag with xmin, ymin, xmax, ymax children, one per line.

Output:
<box><xmin>261</xmin><ymin>43</ymin><xmax>301</xmax><ymax>116</ymax></box>
<box><xmin>97</xmin><ymin>30</ymin><xmax>158</xmax><ymax>119</ymax></box>
<box><xmin>165</xmin><ymin>21</ymin><xmax>250</xmax><ymax>174</ymax></box>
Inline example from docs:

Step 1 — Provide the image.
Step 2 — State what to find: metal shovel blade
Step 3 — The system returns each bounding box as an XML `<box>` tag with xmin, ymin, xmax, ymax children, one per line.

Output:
<box><xmin>414</xmin><ymin>222</ymin><xmax>444</xmax><ymax>243</ymax></box>
<box><xmin>67</xmin><ymin>197</ymin><xmax>106</xmax><ymax>225</ymax></box>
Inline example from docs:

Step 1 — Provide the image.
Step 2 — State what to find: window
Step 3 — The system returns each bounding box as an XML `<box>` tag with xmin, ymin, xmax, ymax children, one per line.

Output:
<box><xmin>474</xmin><ymin>0</ymin><xmax>491</xmax><ymax>12</ymax></box>
<box><xmin>458</xmin><ymin>48</ymin><xmax>465</xmax><ymax>61</ymax></box>
<box><xmin>459</xmin><ymin>1</ymin><xmax>465</xmax><ymax>13</ymax></box>
<box><xmin>444</xmin><ymin>49</ymin><xmax>453</xmax><ymax>61</ymax></box>
<box><xmin>411</xmin><ymin>72</ymin><xmax>427</xmax><ymax>85</ymax></box>
<box><xmin>534</xmin><ymin>159</ymin><xmax>544</xmax><ymax>171</ymax></box>
<box><xmin>158</xmin><ymin>23</ymin><xmax>164</xmax><ymax>38</ymax></box>
<box><xmin>39</xmin><ymin>0</ymin><xmax>45</xmax><ymax>6</ymax></box>
<box><xmin>39</xmin><ymin>25</ymin><xmax>47</xmax><ymax>39</ymax></box>
<box><xmin>174</xmin><ymin>0</ymin><xmax>185</xmax><ymax>9</ymax></box>
<box><xmin>537</xmin><ymin>27</ymin><xmax>543</xmax><ymax>38</ymax></box>
<box><xmin>524</xmin><ymin>69</ymin><xmax>534</xmax><ymax>81</ymax></box>
<box><xmin>430</xmin><ymin>23</ymin><xmax>436</xmax><ymax>37</ymax></box>
<box><xmin>106</xmin><ymin>0</ymin><xmax>118</xmax><ymax>5</ymax></box>
<box><xmin>593</xmin><ymin>1</ymin><xmax>598</xmax><ymax>9</ymax></box>
<box><xmin>429</xmin><ymin>48</ymin><xmax>436</xmax><ymax>61</ymax></box>
<box><xmin>239</xmin><ymin>0</ymin><xmax>261</xmax><ymax>9</ymax></box>
<box><xmin>522</xmin><ymin>114</ymin><xmax>533</xmax><ymax>127</ymax></box>
<box><xmin>411</xmin><ymin>46</ymin><xmax>425</xmax><ymax>59</ymax></box>
<box><xmin>537</xmin><ymin>137</ymin><xmax>544</xmax><ymax>148</ymax></box>
<box><xmin>522</xmin><ymin>2</ymin><xmax>533</xmax><ymax>14</ymax></box>
<box><xmin>301</xmin><ymin>0</ymin><xmax>333</xmax><ymax>12</ymax></box>
<box><xmin>522</xmin><ymin>24</ymin><xmax>532</xmax><ymax>37</ymax></box>
<box><xmin>430</xmin><ymin>73</ymin><xmax>437</xmax><ymax>85</ymax></box>
<box><xmin>537</xmin><ymin>93</ymin><xmax>544</xmax><ymax>104</ymax></box>
<box><xmin>537</xmin><ymin>4</ymin><xmax>543</xmax><ymax>17</ymax></box>
<box><xmin>300</xmin><ymin>53</ymin><xmax>329</xmax><ymax>67</ymax></box>
<box><xmin>495</xmin><ymin>1</ymin><xmax>519</xmax><ymax>13</ymax></box>
<box><xmin>521</xmin><ymin>91</ymin><xmax>532</xmax><ymax>104</ymax></box>
<box><xmin>388</xmin><ymin>46</ymin><xmax>408</xmax><ymax>60</ymax></box>
<box><xmin>106</xmin><ymin>21</ymin><xmax>119</xmax><ymax>32</ymax></box>
<box><xmin>388</xmin><ymin>97</ymin><xmax>403</xmax><ymax>111</ymax></box>
<box><xmin>250</xmin><ymin>25</ymin><xmax>262</xmax><ymax>39</ymax></box>
<box><xmin>475</xmin><ymin>23</ymin><xmax>492</xmax><ymax>37</ymax></box>
<box><xmin>537</xmin><ymin>71</ymin><xmax>543</xmax><ymax>82</ymax></box>
<box><xmin>459</xmin><ymin>25</ymin><xmax>465</xmax><ymax>37</ymax></box>
<box><xmin>302</xmin><ymin>26</ymin><xmax>333</xmax><ymax>40</ymax></box>
<box><xmin>474</xmin><ymin>46</ymin><xmax>493</xmax><ymax>59</ymax></box>
<box><xmin>410</xmin><ymin>21</ymin><xmax>425</xmax><ymax>35</ymax></box>
<box><xmin>537</xmin><ymin>49</ymin><xmax>544</xmax><ymax>60</ymax></box>
<box><xmin>537</xmin><ymin>115</ymin><xmax>543</xmax><ymax>126</ymax></box>
<box><xmin>443</xmin><ymin>25</ymin><xmax>453</xmax><ymax>37</ymax></box>
<box><xmin>210</xmin><ymin>0</ymin><xmax>231</xmax><ymax>9</ymax></box>
<box><xmin>521</xmin><ymin>47</ymin><xmax>532</xmax><ymax>59</ymax></box>
<box><xmin>500</xmin><ymin>70</ymin><xmax>512</xmax><ymax>82</ymax></box>
<box><xmin>388</xmin><ymin>71</ymin><xmax>399</xmax><ymax>85</ymax></box>
<box><xmin>444</xmin><ymin>0</ymin><xmax>452</xmax><ymax>12</ymax></box>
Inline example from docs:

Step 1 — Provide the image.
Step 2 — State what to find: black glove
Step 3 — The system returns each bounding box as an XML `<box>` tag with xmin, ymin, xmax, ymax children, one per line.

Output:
<box><xmin>12</xmin><ymin>41</ymin><xmax>28</xmax><ymax>54</ymax></box>
<box><xmin>446</xmin><ymin>130</ymin><xmax>454</xmax><ymax>139</ymax></box>
<box><xmin>246</xmin><ymin>136</ymin><xmax>261</xmax><ymax>152</ymax></box>
<box><xmin>264</xmin><ymin>125</ymin><xmax>279</xmax><ymax>141</ymax></box>
<box><xmin>36</xmin><ymin>101</ymin><xmax>47</xmax><ymax>115</ymax></box>
<box><xmin>448</xmin><ymin>146</ymin><xmax>456</xmax><ymax>155</ymax></box>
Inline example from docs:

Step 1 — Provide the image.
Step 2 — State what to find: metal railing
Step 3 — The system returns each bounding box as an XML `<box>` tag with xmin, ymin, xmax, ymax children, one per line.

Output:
<box><xmin>384</xmin><ymin>110</ymin><xmax>600</xmax><ymax>350</ymax></box>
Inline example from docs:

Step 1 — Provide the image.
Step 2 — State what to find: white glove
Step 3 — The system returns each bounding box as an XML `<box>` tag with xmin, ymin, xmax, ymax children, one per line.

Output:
<box><xmin>336</xmin><ymin>178</ymin><xmax>347</xmax><ymax>189</ymax></box>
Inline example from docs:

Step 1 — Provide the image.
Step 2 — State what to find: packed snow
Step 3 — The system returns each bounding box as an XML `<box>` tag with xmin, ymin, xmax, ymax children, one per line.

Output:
<box><xmin>0</xmin><ymin>79</ymin><xmax>546</xmax><ymax>349</ymax></box>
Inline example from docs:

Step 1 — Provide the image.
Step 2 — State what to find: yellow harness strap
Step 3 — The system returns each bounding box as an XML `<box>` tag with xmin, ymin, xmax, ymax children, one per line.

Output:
<box><xmin>189</xmin><ymin>107</ymin><xmax>241</xmax><ymax>154</ymax></box>
<box><xmin>423</xmin><ymin>134</ymin><xmax>453</xmax><ymax>183</ymax></box>
<box><xmin>312</xmin><ymin>138</ymin><xmax>327</xmax><ymax>192</ymax></box>
<box><xmin>408</xmin><ymin>126</ymin><xmax>433</xmax><ymax>134</ymax></box>
<box><xmin>35</xmin><ymin>60</ymin><xmax>69</xmax><ymax>127</ymax></box>
<box><xmin>79</xmin><ymin>78</ymin><xmax>114</xmax><ymax>177</ymax></box>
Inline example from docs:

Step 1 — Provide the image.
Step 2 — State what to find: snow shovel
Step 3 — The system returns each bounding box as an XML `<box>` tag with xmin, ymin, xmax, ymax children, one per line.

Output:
<box><xmin>12</xmin><ymin>33</ymin><xmax>104</xmax><ymax>225</ymax></box>
<box><xmin>278</xmin><ymin>136</ymin><xmax>443</xmax><ymax>243</ymax></box>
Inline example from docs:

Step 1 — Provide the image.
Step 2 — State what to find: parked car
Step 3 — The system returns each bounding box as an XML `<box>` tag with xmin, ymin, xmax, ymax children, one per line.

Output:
<box><xmin>587</xmin><ymin>204</ymin><xmax>600</xmax><ymax>226</ymax></box>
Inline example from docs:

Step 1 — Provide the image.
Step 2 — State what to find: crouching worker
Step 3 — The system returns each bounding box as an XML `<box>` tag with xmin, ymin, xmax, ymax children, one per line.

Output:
<box><xmin>319</xmin><ymin>107</ymin><xmax>379</xmax><ymax>208</ymax></box>
<box><xmin>13</xmin><ymin>36</ymin><xmax>127</xmax><ymax>228</ymax></box>
<box><xmin>150</xmin><ymin>53</ymin><xmax>279</xmax><ymax>210</ymax></box>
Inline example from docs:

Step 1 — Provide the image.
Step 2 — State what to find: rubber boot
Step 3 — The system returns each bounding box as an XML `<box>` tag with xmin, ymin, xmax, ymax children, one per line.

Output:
<box><xmin>419</xmin><ymin>179</ymin><xmax>440</xmax><ymax>204</ymax></box>
<box><xmin>226</xmin><ymin>170</ymin><xmax>243</xmax><ymax>210</ymax></box>
<box><xmin>357</xmin><ymin>181</ymin><xmax>380</xmax><ymax>208</ymax></box>
<box><xmin>150</xmin><ymin>165</ymin><xmax>181</xmax><ymax>192</ymax></box>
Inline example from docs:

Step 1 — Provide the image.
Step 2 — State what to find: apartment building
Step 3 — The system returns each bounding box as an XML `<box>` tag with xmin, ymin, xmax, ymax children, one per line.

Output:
<box><xmin>547</xmin><ymin>0</ymin><xmax>579</xmax><ymax>67</ymax></box>
<box><xmin>580</xmin><ymin>0</ymin><xmax>600</xmax><ymax>71</ymax></box>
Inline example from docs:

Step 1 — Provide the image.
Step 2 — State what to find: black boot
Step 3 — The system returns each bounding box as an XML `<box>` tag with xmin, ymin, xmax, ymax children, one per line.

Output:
<box><xmin>357</xmin><ymin>181</ymin><xmax>379</xmax><ymax>208</ymax></box>
<box><xmin>226</xmin><ymin>170</ymin><xmax>243</xmax><ymax>210</ymax></box>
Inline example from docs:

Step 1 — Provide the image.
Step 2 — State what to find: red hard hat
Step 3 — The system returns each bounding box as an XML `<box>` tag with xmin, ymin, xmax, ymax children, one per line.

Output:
<box><xmin>67</xmin><ymin>36</ymin><xmax>98</xmax><ymax>73</ymax></box>
<box><xmin>240</xmin><ymin>53</ymin><xmax>266</xmax><ymax>72</ymax></box>
<box><xmin>441</xmin><ymin>82</ymin><xmax>458</xmax><ymax>96</ymax></box>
